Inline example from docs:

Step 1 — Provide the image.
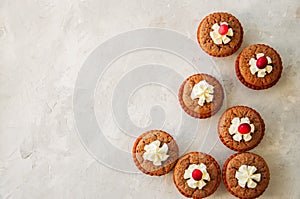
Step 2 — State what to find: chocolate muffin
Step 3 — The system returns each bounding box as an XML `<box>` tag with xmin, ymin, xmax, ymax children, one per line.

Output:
<box><xmin>132</xmin><ymin>130</ymin><xmax>179</xmax><ymax>176</ymax></box>
<box><xmin>218</xmin><ymin>106</ymin><xmax>265</xmax><ymax>152</ymax></box>
<box><xmin>223</xmin><ymin>152</ymin><xmax>270</xmax><ymax>199</ymax></box>
<box><xmin>178</xmin><ymin>74</ymin><xmax>224</xmax><ymax>119</ymax></box>
<box><xmin>235</xmin><ymin>44</ymin><xmax>283</xmax><ymax>90</ymax></box>
<box><xmin>197</xmin><ymin>12</ymin><xmax>243</xmax><ymax>57</ymax></box>
<box><xmin>173</xmin><ymin>152</ymin><xmax>221</xmax><ymax>199</ymax></box>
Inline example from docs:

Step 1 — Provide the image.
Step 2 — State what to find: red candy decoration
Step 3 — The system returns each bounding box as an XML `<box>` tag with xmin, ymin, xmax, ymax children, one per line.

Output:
<box><xmin>256</xmin><ymin>56</ymin><xmax>268</xmax><ymax>69</ymax></box>
<box><xmin>238</xmin><ymin>123</ymin><xmax>251</xmax><ymax>135</ymax></box>
<box><xmin>218</xmin><ymin>24</ymin><xmax>229</xmax><ymax>35</ymax></box>
<box><xmin>192</xmin><ymin>169</ymin><xmax>203</xmax><ymax>181</ymax></box>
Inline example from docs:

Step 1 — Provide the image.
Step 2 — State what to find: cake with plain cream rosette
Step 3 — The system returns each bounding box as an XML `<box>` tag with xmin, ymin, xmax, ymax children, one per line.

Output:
<box><xmin>222</xmin><ymin>152</ymin><xmax>270</xmax><ymax>199</ymax></box>
<box><xmin>178</xmin><ymin>74</ymin><xmax>224</xmax><ymax>119</ymax></box>
<box><xmin>132</xmin><ymin>130</ymin><xmax>179</xmax><ymax>176</ymax></box>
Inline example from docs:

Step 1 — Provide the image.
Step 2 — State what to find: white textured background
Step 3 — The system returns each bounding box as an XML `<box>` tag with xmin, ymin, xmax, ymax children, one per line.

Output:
<box><xmin>1</xmin><ymin>0</ymin><xmax>300</xmax><ymax>198</ymax></box>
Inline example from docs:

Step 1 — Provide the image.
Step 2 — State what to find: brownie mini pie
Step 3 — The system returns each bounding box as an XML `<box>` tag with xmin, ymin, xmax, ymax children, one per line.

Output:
<box><xmin>178</xmin><ymin>74</ymin><xmax>224</xmax><ymax>119</ymax></box>
<box><xmin>218</xmin><ymin>106</ymin><xmax>265</xmax><ymax>152</ymax></box>
<box><xmin>173</xmin><ymin>152</ymin><xmax>221</xmax><ymax>198</ymax></box>
<box><xmin>223</xmin><ymin>152</ymin><xmax>270</xmax><ymax>199</ymax></box>
<box><xmin>235</xmin><ymin>44</ymin><xmax>283</xmax><ymax>90</ymax></box>
<box><xmin>197</xmin><ymin>12</ymin><xmax>243</xmax><ymax>57</ymax></box>
<box><xmin>132</xmin><ymin>130</ymin><xmax>179</xmax><ymax>176</ymax></box>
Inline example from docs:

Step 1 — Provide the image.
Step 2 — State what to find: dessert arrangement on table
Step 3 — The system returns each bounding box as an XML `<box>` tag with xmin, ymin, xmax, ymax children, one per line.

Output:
<box><xmin>132</xmin><ymin>12</ymin><xmax>281</xmax><ymax>199</ymax></box>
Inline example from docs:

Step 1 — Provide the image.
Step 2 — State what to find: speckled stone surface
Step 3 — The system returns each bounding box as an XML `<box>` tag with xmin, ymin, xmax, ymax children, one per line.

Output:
<box><xmin>0</xmin><ymin>0</ymin><xmax>300</xmax><ymax>198</ymax></box>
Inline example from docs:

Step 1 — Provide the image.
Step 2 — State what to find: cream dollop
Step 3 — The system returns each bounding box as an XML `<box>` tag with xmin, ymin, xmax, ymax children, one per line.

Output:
<box><xmin>229</xmin><ymin>117</ymin><xmax>255</xmax><ymax>142</ymax></box>
<box><xmin>209</xmin><ymin>22</ymin><xmax>233</xmax><ymax>45</ymax></box>
<box><xmin>191</xmin><ymin>80</ymin><xmax>214</xmax><ymax>106</ymax></box>
<box><xmin>184</xmin><ymin>163</ymin><xmax>210</xmax><ymax>189</ymax></box>
<box><xmin>143</xmin><ymin>140</ymin><xmax>169</xmax><ymax>166</ymax></box>
<box><xmin>235</xmin><ymin>165</ymin><xmax>261</xmax><ymax>188</ymax></box>
<box><xmin>249</xmin><ymin>53</ymin><xmax>273</xmax><ymax>77</ymax></box>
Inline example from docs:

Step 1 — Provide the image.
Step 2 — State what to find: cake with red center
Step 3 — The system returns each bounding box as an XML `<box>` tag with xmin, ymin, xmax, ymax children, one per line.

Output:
<box><xmin>223</xmin><ymin>152</ymin><xmax>270</xmax><ymax>199</ymax></box>
<box><xmin>132</xmin><ymin>130</ymin><xmax>179</xmax><ymax>176</ymax></box>
<box><xmin>218</xmin><ymin>106</ymin><xmax>265</xmax><ymax>152</ymax></box>
<box><xmin>235</xmin><ymin>44</ymin><xmax>283</xmax><ymax>90</ymax></box>
<box><xmin>197</xmin><ymin>12</ymin><xmax>243</xmax><ymax>57</ymax></box>
<box><xmin>178</xmin><ymin>74</ymin><xmax>224</xmax><ymax>119</ymax></box>
<box><xmin>173</xmin><ymin>152</ymin><xmax>221</xmax><ymax>198</ymax></box>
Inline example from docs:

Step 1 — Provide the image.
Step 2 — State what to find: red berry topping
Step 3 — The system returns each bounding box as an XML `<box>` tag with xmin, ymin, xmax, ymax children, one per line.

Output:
<box><xmin>238</xmin><ymin>123</ymin><xmax>251</xmax><ymax>134</ymax></box>
<box><xmin>256</xmin><ymin>56</ymin><xmax>268</xmax><ymax>69</ymax></box>
<box><xmin>192</xmin><ymin>169</ymin><xmax>203</xmax><ymax>181</ymax></box>
<box><xmin>218</xmin><ymin>24</ymin><xmax>229</xmax><ymax>35</ymax></box>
